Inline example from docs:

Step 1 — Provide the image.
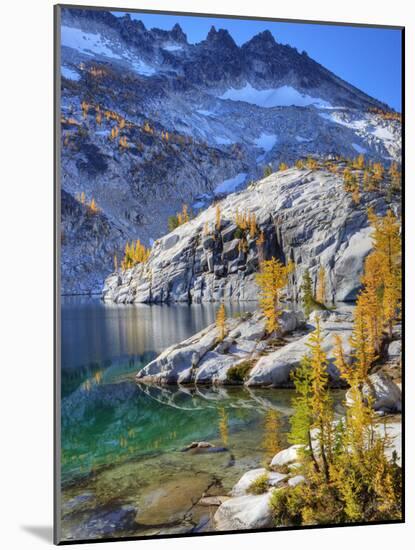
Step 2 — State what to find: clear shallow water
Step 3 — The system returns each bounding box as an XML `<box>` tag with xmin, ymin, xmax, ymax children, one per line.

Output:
<box><xmin>60</xmin><ymin>297</ymin><xmax>342</xmax><ymax>540</ymax></box>
<box><xmin>61</xmin><ymin>298</ymin><xmax>259</xmax><ymax>483</ymax></box>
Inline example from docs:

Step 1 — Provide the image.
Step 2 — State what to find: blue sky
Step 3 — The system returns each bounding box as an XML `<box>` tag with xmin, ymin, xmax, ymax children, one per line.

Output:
<box><xmin>112</xmin><ymin>11</ymin><xmax>402</xmax><ymax>111</ymax></box>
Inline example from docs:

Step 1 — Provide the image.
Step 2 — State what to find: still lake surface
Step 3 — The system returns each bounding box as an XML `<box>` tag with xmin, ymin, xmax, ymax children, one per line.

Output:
<box><xmin>60</xmin><ymin>297</ymin><xmax>328</xmax><ymax>540</ymax></box>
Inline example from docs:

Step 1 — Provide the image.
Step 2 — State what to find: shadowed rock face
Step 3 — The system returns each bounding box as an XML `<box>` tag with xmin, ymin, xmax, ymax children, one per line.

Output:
<box><xmin>59</xmin><ymin>8</ymin><xmax>401</xmax><ymax>293</ymax></box>
<box><xmin>103</xmin><ymin>166</ymin><xmax>398</xmax><ymax>305</ymax></box>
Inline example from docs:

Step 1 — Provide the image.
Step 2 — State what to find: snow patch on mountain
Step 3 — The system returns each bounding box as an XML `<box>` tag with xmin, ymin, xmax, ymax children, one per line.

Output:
<box><xmin>254</xmin><ymin>133</ymin><xmax>278</xmax><ymax>151</ymax></box>
<box><xmin>214</xmin><ymin>173</ymin><xmax>247</xmax><ymax>195</ymax></box>
<box><xmin>196</xmin><ymin>109</ymin><xmax>215</xmax><ymax>117</ymax></box>
<box><xmin>218</xmin><ymin>84</ymin><xmax>332</xmax><ymax>109</ymax></box>
<box><xmin>372</xmin><ymin>126</ymin><xmax>395</xmax><ymax>142</ymax></box>
<box><xmin>318</xmin><ymin>111</ymin><xmax>366</xmax><ymax>130</ymax></box>
<box><xmin>215</xmin><ymin>136</ymin><xmax>234</xmax><ymax>145</ymax></box>
<box><xmin>352</xmin><ymin>143</ymin><xmax>367</xmax><ymax>154</ymax></box>
<box><xmin>130</xmin><ymin>59</ymin><xmax>156</xmax><ymax>76</ymax></box>
<box><xmin>163</xmin><ymin>44</ymin><xmax>183</xmax><ymax>52</ymax></box>
<box><xmin>296</xmin><ymin>135</ymin><xmax>313</xmax><ymax>143</ymax></box>
<box><xmin>61</xmin><ymin>26</ymin><xmax>122</xmax><ymax>59</ymax></box>
<box><xmin>61</xmin><ymin>65</ymin><xmax>80</xmax><ymax>81</ymax></box>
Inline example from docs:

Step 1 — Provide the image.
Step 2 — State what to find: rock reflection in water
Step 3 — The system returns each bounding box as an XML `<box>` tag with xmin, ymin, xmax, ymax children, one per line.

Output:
<box><xmin>137</xmin><ymin>383</ymin><xmax>294</xmax><ymax>415</ymax></box>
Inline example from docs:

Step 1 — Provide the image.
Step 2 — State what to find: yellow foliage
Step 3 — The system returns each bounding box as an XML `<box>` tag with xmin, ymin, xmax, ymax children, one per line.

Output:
<box><xmin>216</xmin><ymin>303</ymin><xmax>227</xmax><ymax>341</ymax></box>
<box><xmin>353</xmin><ymin>154</ymin><xmax>365</xmax><ymax>170</ymax></box>
<box><xmin>88</xmin><ymin>198</ymin><xmax>99</xmax><ymax>214</ymax></box>
<box><xmin>372</xmin><ymin>162</ymin><xmax>384</xmax><ymax>184</ymax></box>
<box><xmin>238</xmin><ymin>236</ymin><xmax>249</xmax><ymax>254</ymax></box>
<box><xmin>119</xmin><ymin>136</ymin><xmax>129</xmax><ymax>149</ymax></box>
<box><xmin>306</xmin><ymin>157</ymin><xmax>318</xmax><ymax>170</ymax></box>
<box><xmin>110</xmin><ymin>126</ymin><xmax>119</xmax><ymax>140</ymax></box>
<box><xmin>315</xmin><ymin>265</ymin><xmax>326</xmax><ymax>305</ymax></box>
<box><xmin>363</xmin><ymin>169</ymin><xmax>376</xmax><ymax>191</ymax></box>
<box><xmin>279</xmin><ymin>162</ymin><xmax>289</xmax><ymax>171</ymax></box>
<box><xmin>256</xmin><ymin>258</ymin><xmax>293</xmax><ymax>334</ymax></box>
<box><xmin>177</xmin><ymin>204</ymin><xmax>190</xmax><ymax>226</ymax></box>
<box><xmin>262</xmin><ymin>409</ymin><xmax>282</xmax><ymax>459</ymax></box>
<box><xmin>256</xmin><ymin>230</ymin><xmax>265</xmax><ymax>246</ymax></box>
<box><xmin>143</xmin><ymin>121</ymin><xmax>154</xmax><ymax>134</ymax></box>
<box><xmin>218</xmin><ymin>407</ymin><xmax>229</xmax><ymax>446</ymax></box>
<box><xmin>215</xmin><ymin>204</ymin><xmax>221</xmax><ymax>231</ymax></box>
<box><xmin>351</xmin><ymin>185</ymin><xmax>361</xmax><ymax>205</ymax></box>
<box><xmin>389</xmin><ymin>162</ymin><xmax>401</xmax><ymax>190</ymax></box>
<box><xmin>81</xmin><ymin>100</ymin><xmax>89</xmax><ymax>118</ymax></box>
<box><xmin>249</xmin><ymin>212</ymin><xmax>257</xmax><ymax>238</ymax></box>
<box><xmin>367</xmin><ymin>208</ymin><xmax>401</xmax><ymax>336</ymax></box>
<box><xmin>121</xmin><ymin>239</ymin><xmax>151</xmax><ymax>271</ymax></box>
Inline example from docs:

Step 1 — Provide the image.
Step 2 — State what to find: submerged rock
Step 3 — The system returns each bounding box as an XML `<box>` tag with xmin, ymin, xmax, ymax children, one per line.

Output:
<box><xmin>180</xmin><ymin>441</ymin><xmax>228</xmax><ymax>454</ymax></box>
<box><xmin>198</xmin><ymin>496</ymin><xmax>230</xmax><ymax>507</ymax></box>
<box><xmin>68</xmin><ymin>505</ymin><xmax>137</xmax><ymax>540</ymax></box>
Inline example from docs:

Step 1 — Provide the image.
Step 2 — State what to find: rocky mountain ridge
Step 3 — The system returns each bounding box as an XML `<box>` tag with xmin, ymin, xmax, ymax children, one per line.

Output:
<box><xmin>59</xmin><ymin>7</ymin><xmax>401</xmax><ymax>294</ymax></box>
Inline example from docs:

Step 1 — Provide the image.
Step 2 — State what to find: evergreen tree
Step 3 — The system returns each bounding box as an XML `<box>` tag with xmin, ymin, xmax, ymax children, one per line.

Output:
<box><xmin>168</xmin><ymin>215</ymin><xmax>179</xmax><ymax>232</ymax></box>
<box><xmin>263</xmin><ymin>164</ymin><xmax>273</xmax><ymax>177</ymax></box>
<box><xmin>301</xmin><ymin>269</ymin><xmax>314</xmax><ymax>317</ymax></box>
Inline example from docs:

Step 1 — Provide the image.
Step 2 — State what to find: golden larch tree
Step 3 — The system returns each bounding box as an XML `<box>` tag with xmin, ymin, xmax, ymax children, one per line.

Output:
<box><xmin>256</xmin><ymin>258</ymin><xmax>293</xmax><ymax>334</ymax></box>
<box><xmin>216</xmin><ymin>303</ymin><xmax>227</xmax><ymax>341</ymax></box>
<box><xmin>316</xmin><ymin>265</ymin><xmax>326</xmax><ymax>305</ymax></box>
<box><xmin>249</xmin><ymin>212</ymin><xmax>257</xmax><ymax>238</ymax></box>
<box><xmin>215</xmin><ymin>204</ymin><xmax>221</xmax><ymax>231</ymax></box>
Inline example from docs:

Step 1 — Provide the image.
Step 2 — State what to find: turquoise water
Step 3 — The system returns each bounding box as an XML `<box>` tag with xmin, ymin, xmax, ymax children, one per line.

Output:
<box><xmin>60</xmin><ymin>298</ymin><xmax>341</xmax><ymax>540</ymax></box>
<box><xmin>61</xmin><ymin>298</ymin><xmax>262</xmax><ymax>485</ymax></box>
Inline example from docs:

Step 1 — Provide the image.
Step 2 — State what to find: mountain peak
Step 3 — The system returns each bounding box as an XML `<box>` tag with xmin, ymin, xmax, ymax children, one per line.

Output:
<box><xmin>171</xmin><ymin>23</ymin><xmax>187</xmax><ymax>43</ymax></box>
<box><xmin>205</xmin><ymin>26</ymin><xmax>237</xmax><ymax>48</ymax></box>
<box><xmin>207</xmin><ymin>25</ymin><xmax>218</xmax><ymax>39</ymax></box>
<box><xmin>244</xmin><ymin>30</ymin><xmax>277</xmax><ymax>50</ymax></box>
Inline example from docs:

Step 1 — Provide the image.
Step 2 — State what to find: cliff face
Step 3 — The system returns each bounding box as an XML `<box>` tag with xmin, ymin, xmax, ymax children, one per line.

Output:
<box><xmin>102</xmin><ymin>164</ymin><xmax>399</xmax><ymax>305</ymax></box>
